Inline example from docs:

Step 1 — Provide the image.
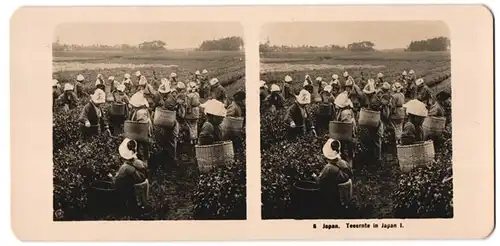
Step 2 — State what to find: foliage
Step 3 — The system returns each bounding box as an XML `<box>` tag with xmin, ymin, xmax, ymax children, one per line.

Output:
<box><xmin>347</xmin><ymin>41</ymin><xmax>375</xmax><ymax>52</ymax></box>
<box><xmin>406</xmin><ymin>37</ymin><xmax>450</xmax><ymax>52</ymax></box>
<box><xmin>138</xmin><ymin>40</ymin><xmax>167</xmax><ymax>51</ymax></box>
<box><xmin>198</xmin><ymin>36</ymin><xmax>244</xmax><ymax>51</ymax></box>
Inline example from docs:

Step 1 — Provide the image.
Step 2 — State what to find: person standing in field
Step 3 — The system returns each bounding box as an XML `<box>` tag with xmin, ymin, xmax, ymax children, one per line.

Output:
<box><xmin>136</xmin><ymin>75</ymin><xmax>160</xmax><ymax>116</ymax></box>
<box><xmin>74</xmin><ymin>74</ymin><xmax>87</xmax><ymax>99</ymax></box>
<box><xmin>343</xmin><ymin>77</ymin><xmax>364</xmax><ymax>121</ymax></box>
<box><xmin>390</xmin><ymin>82</ymin><xmax>406</xmax><ymax>144</ymax></box>
<box><xmin>401</xmin><ymin>99</ymin><xmax>428</xmax><ymax>145</ymax></box>
<box><xmin>109</xmin><ymin>83</ymin><xmax>130</xmax><ymax>135</ymax></box>
<box><xmin>198</xmin><ymin>99</ymin><xmax>227</xmax><ymax>146</ymax></box>
<box><xmin>259</xmin><ymin>80</ymin><xmax>269</xmax><ymax>106</ymax></box>
<box><xmin>108</xmin><ymin>138</ymin><xmax>149</xmax><ymax>214</ymax></box>
<box><xmin>209</xmin><ymin>78</ymin><xmax>228</xmax><ymax>105</ymax></box>
<box><xmin>175</xmin><ymin>82</ymin><xmax>191</xmax><ymax>161</ymax></box>
<box><xmin>315</xmin><ymin>85</ymin><xmax>336</xmax><ymax>135</ymax></box>
<box><xmin>376</xmin><ymin>73</ymin><xmax>384</xmax><ymax>90</ymax></box>
<box><xmin>265</xmin><ymin>83</ymin><xmax>286</xmax><ymax>113</ymax></box>
<box><xmin>414</xmin><ymin>78</ymin><xmax>434</xmax><ymax>108</ymax></box>
<box><xmin>426</xmin><ymin>91</ymin><xmax>450</xmax><ymax>151</ymax></box>
<box><xmin>333</xmin><ymin>92</ymin><xmax>357</xmax><ymax>167</ymax></box>
<box><xmin>57</xmin><ymin>83</ymin><xmax>79</xmax><ymax>112</ymax></box>
<box><xmin>169</xmin><ymin>72</ymin><xmax>178</xmax><ymax>90</ymax></box>
<box><xmin>52</xmin><ymin>79</ymin><xmax>61</xmax><ymax>111</ymax></box>
<box><xmin>199</xmin><ymin>69</ymin><xmax>210</xmax><ymax>99</ymax></box>
<box><xmin>94</xmin><ymin>74</ymin><xmax>106</xmax><ymax>91</ymax></box>
<box><xmin>185</xmin><ymin>82</ymin><xmax>201</xmax><ymax>145</ymax></box>
<box><xmin>302</xmin><ymin>74</ymin><xmax>314</xmax><ymax>94</ymax></box>
<box><xmin>282</xmin><ymin>75</ymin><xmax>294</xmax><ymax>100</ymax></box>
<box><xmin>313</xmin><ymin>77</ymin><xmax>323</xmax><ymax>102</ymax></box>
<box><xmin>342</xmin><ymin>71</ymin><xmax>350</xmax><ymax>88</ymax></box>
<box><xmin>156</xmin><ymin>80</ymin><xmax>181</xmax><ymax>167</ymax></box>
<box><xmin>123</xmin><ymin>73</ymin><xmax>133</xmax><ymax>94</ymax></box>
<box><xmin>358</xmin><ymin>80</ymin><xmax>387</xmax><ymax>168</ymax></box>
<box><xmin>284</xmin><ymin>89</ymin><xmax>317</xmax><ymax>139</ymax></box>
<box><xmin>330</xmin><ymin>75</ymin><xmax>341</xmax><ymax>97</ymax></box>
<box><xmin>128</xmin><ymin>91</ymin><xmax>153</xmax><ymax>163</ymax></box>
<box><xmin>78</xmin><ymin>89</ymin><xmax>110</xmax><ymax>140</ymax></box>
<box><xmin>312</xmin><ymin>138</ymin><xmax>353</xmax><ymax>218</ymax></box>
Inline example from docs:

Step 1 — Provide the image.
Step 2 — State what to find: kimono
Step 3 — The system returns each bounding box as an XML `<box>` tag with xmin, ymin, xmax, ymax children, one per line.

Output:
<box><xmin>284</xmin><ymin>101</ymin><xmax>314</xmax><ymax>139</ymax></box>
<box><xmin>112</xmin><ymin>157</ymin><xmax>148</xmax><ymax>212</ymax></box>
<box><xmin>316</xmin><ymin>159</ymin><xmax>353</xmax><ymax>218</ymax></box>
<box><xmin>198</xmin><ymin>121</ymin><xmax>223</xmax><ymax>146</ymax></box>
<box><xmin>128</xmin><ymin>107</ymin><xmax>153</xmax><ymax>162</ymax></box>
<box><xmin>185</xmin><ymin>92</ymin><xmax>201</xmax><ymax>141</ymax></box>
<box><xmin>78</xmin><ymin>101</ymin><xmax>108</xmax><ymax>139</ymax></box>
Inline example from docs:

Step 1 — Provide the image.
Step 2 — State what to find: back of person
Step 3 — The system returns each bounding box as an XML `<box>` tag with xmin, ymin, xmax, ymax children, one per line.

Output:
<box><xmin>186</xmin><ymin>92</ymin><xmax>201</xmax><ymax>119</ymax></box>
<box><xmin>199</xmin><ymin>121</ymin><xmax>222</xmax><ymax>145</ymax></box>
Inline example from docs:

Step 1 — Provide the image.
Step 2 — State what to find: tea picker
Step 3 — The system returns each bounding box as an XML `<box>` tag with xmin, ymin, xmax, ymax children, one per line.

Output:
<box><xmin>311</xmin><ymin>138</ymin><xmax>353</xmax><ymax>218</ymax></box>
<box><xmin>185</xmin><ymin>82</ymin><xmax>202</xmax><ymax>146</ymax></box>
<box><xmin>109</xmin><ymin>84</ymin><xmax>129</xmax><ymax>136</ymax></box>
<box><xmin>284</xmin><ymin>89</ymin><xmax>317</xmax><ymax>139</ymax></box>
<box><xmin>56</xmin><ymin>83</ymin><xmax>79</xmax><ymax>112</ymax></box>
<box><xmin>332</xmin><ymin>92</ymin><xmax>356</xmax><ymax>167</ymax></box>
<box><xmin>107</xmin><ymin>138</ymin><xmax>149</xmax><ymax>214</ymax></box>
<box><xmin>209</xmin><ymin>78</ymin><xmax>228</xmax><ymax>105</ymax></box>
<box><xmin>198</xmin><ymin>99</ymin><xmax>227</xmax><ymax>146</ymax></box>
<box><xmin>265</xmin><ymin>83</ymin><xmax>285</xmax><ymax>113</ymax></box>
<box><xmin>401</xmin><ymin>99</ymin><xmax>428</xmax><ymax>145</ymax></box>
<box><xmin>78</xmin><ymin>89</ymin><xmax>111</xmax><ymax>140</ymax></box>
<box><xmin>155</xmin><ymin>80</ymin><xmax>181</xmax><ymax>167</ymax></box>
<box><xmin>126</xmin><ymin>91</ymin><xmax>153</xmax><ymax>163</ymax></box>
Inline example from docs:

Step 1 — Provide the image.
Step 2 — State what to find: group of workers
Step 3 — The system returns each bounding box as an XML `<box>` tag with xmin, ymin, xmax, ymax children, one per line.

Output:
<box><xmin>260</xmin><ymin>69</ymin><xmax>451</xmax><ymax>218</ymax></box>
<box><xmin>53</xmin><ymin>69</ymin><xmax>246</xmax><ymax>213</ymax></box>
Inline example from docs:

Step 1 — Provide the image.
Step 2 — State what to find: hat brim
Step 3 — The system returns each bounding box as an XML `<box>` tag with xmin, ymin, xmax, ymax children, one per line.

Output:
<box><xmin>119</xmin><ymin>140</ymin><xmax>135</xmax><ymax>160</ymax></box>
<box><xmin>322</xmin><ymin>139</ymin><xmax>341</xmax><ymax>160</ymax></box>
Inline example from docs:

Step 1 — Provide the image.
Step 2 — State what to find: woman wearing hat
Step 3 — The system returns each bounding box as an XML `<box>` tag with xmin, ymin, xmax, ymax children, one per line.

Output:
<box><xmin>136</xmin><ymin>75</ymin><xmax>159</xmax><ymax>115</ymax></box>
<box><xmin>316</xmin><ymin>85</ymin><xmax>336</xmax><ymax>135</ymax></box>
<box><xmin>284</xmin><ymin>89</ymin><xmax>316</xmax><ymax>139</ymax></box>
<box><xmin>265</xmin><ymin>83</ymin><xmax>285</xmax><ymax>113</ymax></box>
<box><xmin>209</xmin><ymin>78</ymin><xmax>228</xmax><ymax>105</ymax></box>
<box><xmin>123</xmin><ymin>73</ymin><xmax>133</xmax><ymax>94</ymax></box>
<box><xmin>185</xmin><ymin>82</ymin><xmax>201</xmax><ymax>145</ymax></box>
<box><xmin>52</xmin><ymin>79</ymin><xmax>62</xmax><ymax>111</ymax></box>
<box><xmin>303</xmin><ymin>75</ymin><xmax>314</xmax><ymax>94</ymax></box>
<box><xmin>95</xmin><ymin>74</ymin><xmax>106</xmax><ymax>91</ymax></box>
<box><xmin>312</xmin><ymin>138</ymin><xmax>353</xmax><ymax>218</ymax></box>
<box><xmin>78</xmin><ymin>89</ymin><xmax>110</xmax><ymax>139</ymax></box>
<box><xmin>199</xmin><ymin>69</ymin><xmax>210</xmax><ymax>99</ymax></box>
<box><xmin>175</xmin><ymin>82</ymin><xmax>191</xmax><ymax>160</ymax></box>
<box><xmin>401</xmin><ymin>99</ymin><xmax>428</xmax><ymax>145</ymax></box>
<box><xmin>108</xmin><ymin>138</ymin><xmax>149</xmax><ymax>213</ymax></box>
<box><xmin>414</xmin><ymin>78</ymin><xmax>434</xmax><ymax>108</ymax></box>
<box><xmin>282</xmin><ymin>75</ymin><xmax>294</xmax><ymax>100</ymax></box>
<box><xmin>391</xmin><ymin>82</ymin><xmax>406</xmax><ymax>144</ymax></box>
<box><xmin>343</xmin><ymin>77</ymin><xmax>364</xmax><ymax>121</ymax></box>
<box><xmin>128</xmin><ymin>91</ymin><xmax>153</xmax><ymax>162</ymax></box>
<box><xmin>74</xmin><ymin>74</ymin><xmax>87</xmax><ymax>99</ymax></box>
<box><xmin>426</xmin><ymin>91</ymin><xmax>450</xmax><ymax>151</ymax></box>
<box><xmin>155</xmin><ymin>81</ymin><xmax>181</xmax><ymax>167</ymax></box>
<box><xmin>198</xmin><ymin>99</ymin><xmax>227</xmax><ymax>145</ymax></box>
<box><xmin>358</xmin><ymin>80</ymin><xmax>387</xmax><ymax>168</ymax></box>
<box><xmin>333</xmin><ymin>92</ymin><xmax>357</xmax><ymax>166</ymax></box>
<box><xmin>108</xmin><ymin>83</ymin><xmax>130</xmax><ymax>135</ymax></box>
<box><xmin>56</xmin><ymin>83</ymin><xmax>79</xmax><ymax>112</ymax></box>
<box><xmin>259</xmin><ymin>80</ymin><xmax>270</xmax><ymax>106</ymax></box>
<box><xmin>227</xmin><ymin>90</ymin><xmax>246</xmax><ymax>118</ymax></box>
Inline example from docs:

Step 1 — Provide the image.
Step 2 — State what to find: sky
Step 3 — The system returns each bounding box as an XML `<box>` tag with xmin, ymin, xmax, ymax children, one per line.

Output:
<box><xmin>260</xmin><ymin>21</ymin><xmax>450</xmax><ymax>50</ymax></box>
<box><xmin>54</xmin><ymin>22</ymin><xmax>243</xmax><ymax>49</ymax></box>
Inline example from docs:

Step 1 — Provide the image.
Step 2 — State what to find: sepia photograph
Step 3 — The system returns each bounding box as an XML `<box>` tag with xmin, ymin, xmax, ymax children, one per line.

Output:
<box><xmin>260</xmin><ymin>21</ymin><xmax>453</xmax><ymax>220</ymax></box>
<box><xmin>52</xmin><ymin>22</ymin><xmax>247</xmax><ymax>221</ymax></box>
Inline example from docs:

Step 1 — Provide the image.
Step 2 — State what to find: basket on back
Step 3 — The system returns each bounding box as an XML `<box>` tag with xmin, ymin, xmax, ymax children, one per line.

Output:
<box><xmin>124</xmin><ymin>120</ymin><xmax>149</xmax><ymax>142</ymax></box>
<box><xmin>358</xmin><ymin>108</ymin><xmax>381</xmax><ymax>127</ymax></box>
<box><xmin>195</xmin><ymin>141</ymin><xmax>235</xmax><ymax>173</ymax></box>
<box><xmin>109</xmin><ymin>103</ymin><xmax>126</xmax><ymax>116</ymax></box>
<box><xmin>318</xmin><ymin>103</ymin><xmax>332</xmax><ymax>116</ymax></box>
<box><xmin>329</xmin><ymin>121</ymin><xmax>353</xmax><ymax>141</ymax></box>
<box><xmin>396</xmin><ymin>140</ymin><xmax>435</xmax><ymax>173</ymax></box>
<box><xmin>422</xmin><ymin>116</ymin><xmax>446</xmax><ymax>137</ymax></box>
<box><xmin>221</xmin><ymin>117</ymin><xmax>244</xmax><ymax>134</ymax></box>
<box><xmin>153</xmin><ymin>108</ymin><xmax>176</xmax><ymax>128</ymax></box>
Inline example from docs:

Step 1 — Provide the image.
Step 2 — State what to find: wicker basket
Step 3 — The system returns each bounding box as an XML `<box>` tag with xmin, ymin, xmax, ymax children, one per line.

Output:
<box><xmin>358</xmin><ymin>108</ymin><xmax>381</xmax><ymax>127</ymax></box>
<box><xmin>338</xmin><ymin>179</ymin><xmax>353</xmax><ymax>205</ymax></box>
<box><xmin>109</xmin><ymin>103</ymin><xmax>126</xmax><ymax>116</ymax></box>
<box><xmin>221</xmin><ymin>117</ymin><xmax>244</xmax><ymax>133</ymax></box>
<box><xmin>318</xmin><ymin>103</ymin><xmax>332</xmax><ymax>116</ymax></box>
<box><xmin>423</xmin><ymin>116</ymin><xmax>446</xmax><ymax>137</ymax></box>
<box><xmin>391</xmin><ymin>107</ymin><xmax>406</xmax><ymax>120</ymax></box>
<box><xmin>195</xmin><ymin>141</ymin><xmax>235</xmax><ymax>173</ymax></box>
<box><xmin>123</xmin><ymin>120</ymin><xmax>149</xmax><ymax>142</ymax></box>
<box><xmin>396</xmin><ymin>140</ymin><xmax>435</xmax><ymax>173</ymax></box>
<box><xmin>329</xmin><ymin>121</ymin><xmax>353</xmax><ymax>141</ymax></box>
<box><xmin>153</xmin><ymin>108</ymin><xmax>176</xmax><ymax>127</ymax></box>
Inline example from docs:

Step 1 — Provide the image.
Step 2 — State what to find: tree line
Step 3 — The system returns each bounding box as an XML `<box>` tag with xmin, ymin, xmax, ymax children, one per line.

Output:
<box><xmin>259</xmin><ymin>36</ymin><xmax>449</xmax><ymax>52</ymax></box>
<box><xmin>53</xmin><ymin>36</ymin><xmax>244</xmax><ymax>52</ymax></box>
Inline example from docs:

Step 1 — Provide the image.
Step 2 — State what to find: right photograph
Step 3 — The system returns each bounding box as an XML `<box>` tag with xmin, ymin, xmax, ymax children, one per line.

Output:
<box><xmin>260</xmin><ymin>21</ymin><xmax>452</xmax><ymax>220</ymax></box>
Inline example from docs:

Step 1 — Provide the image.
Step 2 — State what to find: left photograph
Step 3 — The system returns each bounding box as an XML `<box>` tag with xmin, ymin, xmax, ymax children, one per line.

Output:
<box><xmin>52</xmin><ymin>22</ymin><xmax>246</xmax><ymax>221</ymax></box>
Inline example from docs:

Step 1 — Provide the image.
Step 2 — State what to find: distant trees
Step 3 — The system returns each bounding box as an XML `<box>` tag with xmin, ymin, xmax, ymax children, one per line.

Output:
<box><xmin>406</xmin><ymin>37</ymin><xmax>450</xmax><ymax>52</ymax></box>
<box><xmin>347</xmin><ymin>41</ymin><xmax>375</xmax><ymax>52</ymax></box>
<box><xmin>197</xmin><ymin>36</ymin><xmax>244</xmax><ymax>51</ymax></box>
<box><xmin>259</xmin><ymin>43</ymin><xmax>347</xmax><ymax>52</ymax></box>
<box><xmin>138</xmin><ymin>40</ymin><xmax>166</xmax><ymax>51</ymax></box>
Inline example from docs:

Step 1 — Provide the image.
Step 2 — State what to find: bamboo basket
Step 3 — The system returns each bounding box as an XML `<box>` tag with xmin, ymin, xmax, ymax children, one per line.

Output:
<box><xmin>123</xmin><ymin>120</ymin><xmax>149</xmax><ymax>142</ymax></box>
<box><xmin>195</xmin><ymin>141</ymin><xmax>235</xmax><ymax>173</ymax></box>
<box><xmin>358</xmin><ymin>108</ymin><xmax>380</xmax><ymax>127</ymax></box>
<box><xmin>153</xmin><ymin>108</ymin><xmax>176</xmax><ymax>127</ymax></box>
<box><xmin>396</xmin><ymin>140</ymin><xmax>435</xmax><ymax>173</ymax></box>
<box><xmin>329</xmin><ymin>121</ymin><xmax>353</xmax><ymax>141</ymax></box>
<box><xmin>423</xmin><ymin>116</ymin><xmax>446</xmax><ymax>137</ymax></box>
<box><xmin>221</xmin><ymin>117</ymin><xmax>244</xmax><ymax>133</ymax></box>
<box><xmin>338</xmin><ymin>179</ymin><xmax>353</xmax><ymax>205</ymax></box>
<box><xmin>318</xmin><ymin>103</ymin><xmax>332</xmax><ymax>116</ymax></box>
<box><xmin>109</xmin><ymin>103</ymin><xmax>126</xmax><ymax>116</ymax></box>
